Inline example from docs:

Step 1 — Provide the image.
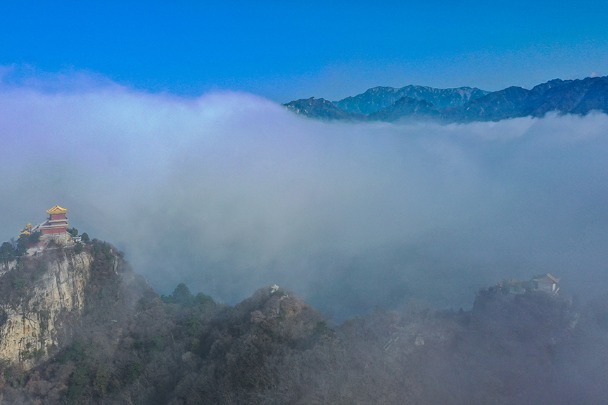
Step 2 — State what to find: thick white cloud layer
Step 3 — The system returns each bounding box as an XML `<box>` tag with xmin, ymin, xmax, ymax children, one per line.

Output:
<box><xmin>1</xmin><ymin>79</ymin><xmax>607</xmax><ymax>318</ymax></box>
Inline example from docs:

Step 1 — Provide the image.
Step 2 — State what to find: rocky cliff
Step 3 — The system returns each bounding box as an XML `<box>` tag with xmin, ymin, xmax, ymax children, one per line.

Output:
<box><xmin>0</xmin><ymin>243</ymin><xmax>121</xmax><ymax>369</ymax></box>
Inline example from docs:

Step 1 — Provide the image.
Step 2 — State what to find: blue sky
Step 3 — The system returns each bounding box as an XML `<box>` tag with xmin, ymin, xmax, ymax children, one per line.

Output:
<box><xmin>1</xmin><ymin>1</ymin><xmax>607</xmax><ymax>101</ymax></box>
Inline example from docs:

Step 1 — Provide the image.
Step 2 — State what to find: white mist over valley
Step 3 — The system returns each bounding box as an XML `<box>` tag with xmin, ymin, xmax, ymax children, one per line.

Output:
<box><xmin>1</xmin><ymin>78</ymin><xmax>607</xmax><ymax>319</ymax></box>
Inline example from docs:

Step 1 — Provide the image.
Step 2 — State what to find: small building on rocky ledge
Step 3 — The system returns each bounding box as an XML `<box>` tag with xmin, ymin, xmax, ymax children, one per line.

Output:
<box><xmin>24</xmin><ymin>205</ymin><xmax>72</xmax><ymax>245</ymax></box>
<box><xmin>493</xmin><ymin>272</ymin><xmax>561</xmax><ymax>296</ymax></box>
<box><xmin>532</xmin><ymin>273</ymin><xmax>560</xmax><ymax>294</ymax></box>
<box><xmin>15</xmin><ymin>205</ymin><xmax>79</xmax><ymax>256</ymax></box>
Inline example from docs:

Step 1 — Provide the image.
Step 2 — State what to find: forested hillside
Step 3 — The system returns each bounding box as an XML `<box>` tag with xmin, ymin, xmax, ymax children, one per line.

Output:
<box><xmin>0</xmin><ymin>241</ymin><xmax>606</xmax><ymax>403</ymax></box>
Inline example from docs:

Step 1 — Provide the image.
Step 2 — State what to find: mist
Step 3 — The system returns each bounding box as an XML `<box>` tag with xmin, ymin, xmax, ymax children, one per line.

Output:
<box><xmin>1</xmin><ymin>77</ymin><xmax>607</xmax><ymax>319</ymax></box>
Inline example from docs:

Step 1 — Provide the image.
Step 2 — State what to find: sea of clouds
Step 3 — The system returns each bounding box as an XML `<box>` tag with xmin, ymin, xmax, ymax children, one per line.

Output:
<box><xmin>1</xmin><ymin>72</ymin><xmax>607</xmax><ymax>319</ymax></box>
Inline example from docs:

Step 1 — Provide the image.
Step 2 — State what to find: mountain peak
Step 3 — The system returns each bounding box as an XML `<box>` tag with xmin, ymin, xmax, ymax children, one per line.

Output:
<box><xmin>285</xmin><ymin>76</ymin><xmax>608</xmax><ymax>123</ymax></box>
<box><xmin>284</xmin><ymin>97</ymin><xmax>363</xmax><ymax>120</ymax></box>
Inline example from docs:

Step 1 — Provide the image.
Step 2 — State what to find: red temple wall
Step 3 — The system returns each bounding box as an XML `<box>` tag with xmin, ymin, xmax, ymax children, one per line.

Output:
<box><xmin>41</xmin><ymin>227</ymin><xmax>67</xmax><ymax>235</ymax></box>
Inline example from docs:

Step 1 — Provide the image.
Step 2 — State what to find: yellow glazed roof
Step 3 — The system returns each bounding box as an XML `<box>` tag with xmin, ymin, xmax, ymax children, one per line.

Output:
<box><xmin>46</xmin><ymin>205</ymin><xmax>68</xmax><ymax>214</ymax></box>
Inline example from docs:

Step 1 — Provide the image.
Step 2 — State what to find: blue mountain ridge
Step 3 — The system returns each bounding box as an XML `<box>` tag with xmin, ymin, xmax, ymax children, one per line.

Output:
<box><xmin>284</xmin><ymin>76</ymin><xmax>608</xmax><ymax>122</ymax></box>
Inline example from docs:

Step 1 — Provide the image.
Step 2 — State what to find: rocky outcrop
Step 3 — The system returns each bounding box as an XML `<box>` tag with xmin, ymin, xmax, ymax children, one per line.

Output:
<box><xmin>0</xmin><ymin>260</ymin><xmax>16</xmax><ymax>278</ymax></box>
<box><xmin>0</xmin><ymin>249</ymin><xmax>96</xmax><ymax>368</ymax></box>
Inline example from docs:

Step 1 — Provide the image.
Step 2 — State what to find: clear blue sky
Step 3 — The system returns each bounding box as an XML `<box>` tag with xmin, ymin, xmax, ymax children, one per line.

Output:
<box><xmin>1</xmin><ymin>1</ymin><xmax>607</xmax><ymax>101</ymax></box>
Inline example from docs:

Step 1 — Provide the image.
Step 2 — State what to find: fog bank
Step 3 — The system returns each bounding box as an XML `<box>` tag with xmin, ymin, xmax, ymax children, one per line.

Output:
<box><xmin>1</xmin><ymin>78</ymin><xmax>607</xmax><ymax>318</ymax></box>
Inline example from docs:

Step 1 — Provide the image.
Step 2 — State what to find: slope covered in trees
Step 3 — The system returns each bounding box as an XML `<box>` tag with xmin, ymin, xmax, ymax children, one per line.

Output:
<box><xmin>0</xmin><ymin>242</ymin><xmax>607</xmax><ymax>403</ymax></box>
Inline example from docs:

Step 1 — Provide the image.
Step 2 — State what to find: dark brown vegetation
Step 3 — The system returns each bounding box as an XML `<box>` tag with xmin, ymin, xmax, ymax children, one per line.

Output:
<box><xmin>0</xmin><ymin>242</ymin><xmax>607</xmax><ymax>404</ymax></box>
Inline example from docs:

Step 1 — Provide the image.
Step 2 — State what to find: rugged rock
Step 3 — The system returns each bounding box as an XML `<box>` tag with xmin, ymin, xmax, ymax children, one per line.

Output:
<box><xmin>0</xmin><ymin>242</ymin><xmax>123</xmax><ymax>369</ymax></box>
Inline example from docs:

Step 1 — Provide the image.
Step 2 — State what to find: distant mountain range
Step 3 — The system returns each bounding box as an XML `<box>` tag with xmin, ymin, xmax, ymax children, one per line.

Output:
<box><xmin>284</xmin><ymin>76</ymin><xmax>608</xmax><ymax>123</ymax></box>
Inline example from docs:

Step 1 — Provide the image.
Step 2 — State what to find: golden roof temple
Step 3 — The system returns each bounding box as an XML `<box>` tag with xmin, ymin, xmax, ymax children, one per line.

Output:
<box><xmin>46</xmin><ymin>205</ymin><xmax>68</xmax><ymax>215</ymax></box>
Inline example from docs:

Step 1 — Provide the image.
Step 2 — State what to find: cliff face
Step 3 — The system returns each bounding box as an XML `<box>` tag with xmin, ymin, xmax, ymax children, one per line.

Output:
<box><xmin>0</xmin><ymin>248</ymin><xmax>106</xmax><ymax>368</ymax></box>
